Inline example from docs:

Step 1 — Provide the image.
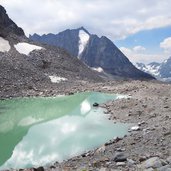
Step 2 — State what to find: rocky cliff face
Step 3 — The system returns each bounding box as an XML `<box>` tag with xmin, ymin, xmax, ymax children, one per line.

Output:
<box><xmin>30</xmin><ymin>28</ymin><xmax>154</xmax><ymax>80</ymax></box>
<box><xmin>0</xmin><ymin>5</ymin><xmax>25</xmax><ymax>37</ymax></box>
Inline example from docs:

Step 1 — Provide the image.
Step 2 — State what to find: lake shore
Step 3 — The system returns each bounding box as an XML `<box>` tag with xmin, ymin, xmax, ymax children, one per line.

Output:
<box><xmin>1</xmin><ymin>80</ymin><xmax>171</xmax><ymax>171</ymax></box>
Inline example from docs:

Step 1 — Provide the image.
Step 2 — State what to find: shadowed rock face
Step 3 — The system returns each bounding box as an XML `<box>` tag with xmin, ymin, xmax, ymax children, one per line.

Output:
<box><xmin>31</xmin><ymin>29</ymin><xmax>80</xmax><ymax>57</ymax></box>
<box><xmin>80</xmin><ymin>35</ymin><xmax>154</xmax><ymax>79</ymax></box>
<box><xmin>0</xmin><ymin>5</ymin><xmax>25</xmax><ymax>37</ymax></box>
<box><xmin>30</xmin><ymin>28</ymin><xmax>155</xmax><ymax>80</ymax></box>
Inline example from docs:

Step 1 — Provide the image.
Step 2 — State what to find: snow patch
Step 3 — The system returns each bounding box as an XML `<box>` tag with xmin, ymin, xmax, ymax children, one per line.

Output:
<box><xmin>163</xmin><ymin>59</ymin><xmax>168</xmax><ymax>63</ymax></box>
<box><xmin>136</xmin><ymin>63</ymin><xmax>160</xmax><ymax>77</ymax></box>
<box><xmin>144</xmin><ymin>65</ymin><xmax>160</xmax><ymax>76</ymax></box>
<box><xmin>49</xmin><ymin>76</ymin><xmax>67</xmax><ymax>83</ymax></box>
<box><xmin>14</xmin><ymin>42</ymin><xmax>43</xmax><ymax>55</ymax></box>
<box><xmin>130</xmin><ymin>126</ymin><xmax>140</xmax><ymax>131</ymax></box>
<box><xmin>92</xmin><ymin>67</ymin><xmax>104</xmax><ymax>73</ymax></box>
<box><xmin>78</xmin><ymin>30</ymin><xmax>90</xmax><ymax>57</ymax></box>
<box><xmin>0</xmin><ymin>37</ymin><xmax>11</xmax><ymax>52</ymax></box>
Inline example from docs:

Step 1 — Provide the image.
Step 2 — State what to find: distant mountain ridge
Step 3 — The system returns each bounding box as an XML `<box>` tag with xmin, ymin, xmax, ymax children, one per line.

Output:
<box><xmin>136</xmin><ymin>57</ymin><xmax>171</xmax><ymax>82</ymax></box>
<box><xmin>30</xmin><ymin>27</ymin><xmax>154</xmax><ymax>80</ymax></box>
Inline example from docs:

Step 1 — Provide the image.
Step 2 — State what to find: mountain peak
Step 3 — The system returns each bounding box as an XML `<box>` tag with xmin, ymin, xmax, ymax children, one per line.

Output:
<box><xmin>0</xmin><ymin>5</ymin><xmax>25</xmax><ymax>37</ymax></box>
<box><xmin>77</xmin><ymin>27</ymin><xmax>90</xmax><ymax>35</ymax></box>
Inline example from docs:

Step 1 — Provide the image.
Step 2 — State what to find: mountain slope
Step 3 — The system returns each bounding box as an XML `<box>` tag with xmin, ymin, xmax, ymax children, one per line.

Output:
<box><xmin>0</xmin><ymin>5</ymin><xmax>103</xmax><ymax>97</ymax></box>
<box><xmin>30</xmin><ymin>28</ymin><xmax>154</xmax><ymax>80</ymax></box>
<box><xmin>0</xmin><ymin>6</ymin><xmax>24</xmax><ymax>37</ymax></box>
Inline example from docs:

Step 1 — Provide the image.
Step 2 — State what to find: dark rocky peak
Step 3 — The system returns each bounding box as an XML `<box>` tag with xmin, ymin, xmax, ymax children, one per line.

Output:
<box><xmin>77</xmin><ymin>26</ymin><xmax>90</xmax><ymax>35</ymax></box>
<box><xmin>29</xmin><ymin>28</ymin><xmax>87</xmax><ymax>57</ymax></box>
<box><xmin>0</xmin><ymin>5</ymin><xmax>25</xmax><ymax>37</ymax></box>
<box><xmin>29</xmin><ymin>28</ymin><xmax>155</xmax><ymax>80</ymax></box>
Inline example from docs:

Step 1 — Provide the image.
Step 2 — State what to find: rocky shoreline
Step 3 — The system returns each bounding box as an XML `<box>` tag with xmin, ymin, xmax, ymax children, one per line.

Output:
<box><xmin>1</xmin><ymin>80</ymin><xmax>171</xmax><ymax>171</ymax></box>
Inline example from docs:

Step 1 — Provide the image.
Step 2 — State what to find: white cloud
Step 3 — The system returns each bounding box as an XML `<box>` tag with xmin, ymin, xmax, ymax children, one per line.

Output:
<box><xmin>133</xmin><ymin>46</ymin><xmax>146</xmax><ymax>53</ymax></box>
<box><xmin>120</xmin><ymin>46</ymin><xmax>164</xmax><ymax>64</ymax></box>
<box><xmin>1</xmin><ymin>0</ymin><xmax>171</xmax><ymax>40</ymax></box>
<box><xmin>160</xmin><ymin>37</ymin><xmax>171</xmax><ymax>54</ymax></box>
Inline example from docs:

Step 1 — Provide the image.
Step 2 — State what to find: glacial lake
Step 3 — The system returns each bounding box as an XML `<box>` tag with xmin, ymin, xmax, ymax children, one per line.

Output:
<box><xmin>0</xmin><ymin>92</ymin><xmax>131</xmax><ymax>170</ymax></box>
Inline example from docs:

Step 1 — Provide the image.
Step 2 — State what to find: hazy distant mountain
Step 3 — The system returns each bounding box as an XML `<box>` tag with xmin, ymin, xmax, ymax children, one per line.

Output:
<box><xmin>30</xmin><ymin>27</ymin><xmax>154</xmax><ymax>80</ymax></box>
<box><xmin>136</xmin><ymin>62</ymin><xmax>161</xmax><ymax>77</ymax></box>
<box><xmin>136</xmin><ymin>57</ymin><xmax>171</xmax><ymax>82</ymax></box>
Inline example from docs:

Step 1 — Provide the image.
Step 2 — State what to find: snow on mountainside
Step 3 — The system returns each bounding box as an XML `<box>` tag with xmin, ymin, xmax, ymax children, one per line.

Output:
<box><xmin>0</xmin><ymin>5</ymin><xmax>104</xmax><ymax>98</ymax></box>
<box><xmin>14</xmin><ymin>42</ymin><xmax>43</xmax><ymax>55</ymax></box>
<box><xmin>49</xmin><ymin>76</ymin><xmax>67</xmax><ymax>83</ymax></box>
<box><xmin>78</xmin><ymin>30</ymin><xmax>90</xmax><ymax>58</ymax></box>
<box><xmin>136</xmin><ymin>62</ymin><xmax>160</xmax><ymax>77</ymax></box>
<box><xmin>92</xmin><ymin>67</ymin><xmax>104</xmax><ymax>73</ymax></box>
<box><xmin>0</xmin><ymin>37</ymin><xmax>11</xmax><ymax>52</ymax></box>
<box><xmin>136</xmin><ymin>57</ymin><xmax>171</xmax><ymax>82</ymax></box>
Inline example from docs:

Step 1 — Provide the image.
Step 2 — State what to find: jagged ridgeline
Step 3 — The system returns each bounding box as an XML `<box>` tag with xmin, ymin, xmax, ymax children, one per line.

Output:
<box><xmin>136</xmin><ymin>57</ymin><xmax>171</xmax><ymax>82</ymax></box>
<box><xmin>30</xmin><ymin>27</ymin><xmax>155</xmax><ymax>80</ymax></box>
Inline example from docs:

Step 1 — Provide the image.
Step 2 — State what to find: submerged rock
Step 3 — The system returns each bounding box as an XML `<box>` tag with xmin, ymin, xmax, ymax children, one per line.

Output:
<box><xmin>93</xmin><ymin>102</ymin><xmax>99</xmax><ymax>107</ymax></box>
<box><xmin>33</xmin><ymin>167</ymin><xmax>44</xmax><ymax>171</ymax></box>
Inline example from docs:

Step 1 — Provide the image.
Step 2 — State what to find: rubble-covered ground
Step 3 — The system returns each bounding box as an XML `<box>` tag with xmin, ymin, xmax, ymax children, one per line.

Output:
<box><xmin>1</xmin><ymin>80</ymin><xmax>171</xmax><ymax>171</ymax></box>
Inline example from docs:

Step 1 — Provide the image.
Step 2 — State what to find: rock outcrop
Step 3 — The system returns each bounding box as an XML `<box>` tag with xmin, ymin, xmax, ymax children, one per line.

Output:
<box><xmin>0</xmin><ymin>5</ymin><xmax>25</xmax><ymax>37</ymax></box>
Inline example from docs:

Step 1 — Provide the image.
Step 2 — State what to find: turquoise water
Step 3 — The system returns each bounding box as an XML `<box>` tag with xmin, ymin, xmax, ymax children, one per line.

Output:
<box><xmin>0</xmin><ymin>92</ymin><xmax>130</xmax><ymax>170</ymax></box>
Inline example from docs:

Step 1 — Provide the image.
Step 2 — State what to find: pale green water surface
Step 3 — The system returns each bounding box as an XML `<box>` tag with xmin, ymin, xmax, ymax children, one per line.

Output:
<box><xmin>0</xmin><ymin>92</ymin><xmax>130</xmax><ymax>170</ymax></box>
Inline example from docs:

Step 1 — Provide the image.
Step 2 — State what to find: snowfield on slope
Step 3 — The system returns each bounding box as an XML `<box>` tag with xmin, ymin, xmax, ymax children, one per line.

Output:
<box><xmin>135</xmin><ymin>63</ymin><xmax>160</xmax><ymax>77</ymax></box>
<box><xmin>78</xmin><ymin>30</ymin><xmax>90</xmax><ymax>58</ymax></box>
<box><xmin>143</xmin><ymin>65</ymin><xmax>160</xmax><ymax>76</ymax></box>
<box><xmin>14</xmin><ymin>42</ymin><xmax>43</xmax><ymax>55</ymax></box>
<box><xmin>92</xmin><ymin>67</ymin><xmax>104</xmax><ymax>73</ymax></box>
<box><xmin>49</xmin><ymin>76</ymin><xmax>67</xmax><ymax>83</ymax></box>
<box><xmin>0</xmin><ymin>37</ymin><xmax>11</xmax><ymax>52</ymax></box>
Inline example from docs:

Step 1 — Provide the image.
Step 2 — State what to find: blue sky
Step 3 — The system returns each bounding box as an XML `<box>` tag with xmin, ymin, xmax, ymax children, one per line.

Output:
<box><xmin>1</xmin><ymin>0</ymin><xmax>171</xmax><ymax>64</ymax></box>
<box><xmin>115</xmin><ymin>26</ymin><xmax>171</xmax><ymax>64</ymax></box>
<box><xmin>115</xmin><ymin>26</ymin><xmax>171</xmax><ymax>54</ymax></box>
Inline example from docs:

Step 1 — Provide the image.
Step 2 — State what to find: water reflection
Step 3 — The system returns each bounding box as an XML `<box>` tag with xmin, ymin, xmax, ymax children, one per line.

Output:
<box><xmin>0</xmin><ymin>92</ymin><xmax>130</xmax><ymax>170</ymax></box>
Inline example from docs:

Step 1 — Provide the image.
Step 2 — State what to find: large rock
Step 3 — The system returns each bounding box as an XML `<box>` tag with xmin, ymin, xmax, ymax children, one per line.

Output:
<box><xmin>141</xmin><ymin>157</ymin><xmax>164</xmax><ymax>169</ymax></box>
<box><xmin>113</xmin><ymin>152</ymin><xmax>127</xmax><ymax>162</ymax></box>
